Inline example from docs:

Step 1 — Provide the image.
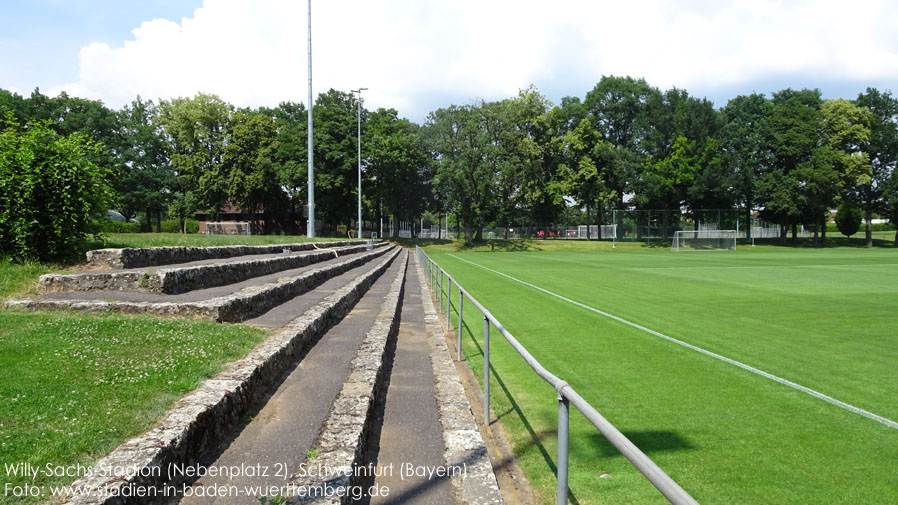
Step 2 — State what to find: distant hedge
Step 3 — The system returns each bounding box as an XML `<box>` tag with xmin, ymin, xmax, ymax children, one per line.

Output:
<box><xmin>826</xmin><ymin>222</ymin><xmax>893</xmax><ymax>233</ymax></box>
<box><xmin>161</xmin><ymin>219</ymin><xmax>200</xmax><ymax>234</ymax></box>
<box><xmin>103</xmin><ymin>221</ymin><xmax>141</xmax><ymax>233</ymax></box>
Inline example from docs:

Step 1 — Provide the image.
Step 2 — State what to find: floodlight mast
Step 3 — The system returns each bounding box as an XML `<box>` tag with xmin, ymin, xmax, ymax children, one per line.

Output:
<box><xmin>306</xmin><ymin>0</ymin><xmax>315</xmax><ymax>238</ymax></box>
<box><xmin>352</xmin><ymin>88</ymin><xmax>367</xmax><ymax>239</ymax></box>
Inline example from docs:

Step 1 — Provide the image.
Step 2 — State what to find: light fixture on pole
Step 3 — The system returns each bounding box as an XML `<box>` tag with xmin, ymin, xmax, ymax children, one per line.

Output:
<box><xmin>352</xmin><ymin>87</ymin><xmax>367</xmax><ymax>239</ymax></box>
<box><xmin>306</xmin><ymin>0</ymin><xmax>315</xmax><ymax>238</ymax></box>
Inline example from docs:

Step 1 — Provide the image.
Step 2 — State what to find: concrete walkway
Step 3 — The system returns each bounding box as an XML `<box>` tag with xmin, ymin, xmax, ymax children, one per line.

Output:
<box><xmin>363</xmin><ymin>256</ymin><xmax>453</xmax><ymax>505</ymax></box>
<box><xmin>175</xmin><ymin>257</ymin><xmax>406</xmax><ymax>505</ymax></box>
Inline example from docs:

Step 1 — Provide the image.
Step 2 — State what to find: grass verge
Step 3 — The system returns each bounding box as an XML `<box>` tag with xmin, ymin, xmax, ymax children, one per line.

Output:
<box><xmin>0</xmin><ymin>311</ymin><xmax>268</xmax><ymax>504</ymax></box>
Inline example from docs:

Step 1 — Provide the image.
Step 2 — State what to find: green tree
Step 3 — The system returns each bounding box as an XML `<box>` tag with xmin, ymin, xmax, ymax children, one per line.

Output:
<box><xmin>118</xmin><ymin>96</ymin><xmax>172</xmax><ymax>230</ymax></box>
<box><xmin>721</xmin><ymin>94</ymin><xmax>773</xmax><ymax>237</ymax></box>
<box><xmin>311</xmin><ymin>89</ymin><xmax>359</xmax><ymax>233</ymax></box>
<box><xmin>557</xmin><ymin>118</ymin><xmax>616</xmax><ymax>239</ymax></box>
<box><xmin>156</xmin><ymin>93</ymin><xmax>233</xmax><ymax>220</ymax></box>
<box><xmin>262</xmin><ymin>101</ymin><xmax>309</xmax><ymax>227</ymax></box>
<box><xmin>835</xmin><ymin>203</ymin><xmax>862</xmax><ymax>237</ymax></box>
<box><xmin>812</xmin><ymin>98</ymin><xmax>872</xmax><ymax>244</ymax></box>
<box><xmin>224</xmin><ymin>109</ymin><xmax>286</xmax><ymax>233</ymax></box>
<box><xmin>761</xmin><ymin>88</ymin><xmax>824</xmax><ymax>244</ymax></box>
<box><xmin>583</xmin><ymin>76</ymin><xmax>658</xmax><ymax>208</ymax></box>
<box><xmin>855</xmin><ymin>88</ymin><xmax>898</xmax><ymax>247</ymax></box>
<box><xmin>424</xmin><ymin>104</ymin><xmax>491</xmax><ymax>243</ymax></box>
<box><xmin>0</xmin><ymin>117</ymin><xmax>115</xmax><ymax>261</ymax></box>
<box><xmin>366</xmin><ymin>108</ymin><xmax>428</xmax><ymax>237</ymax></box>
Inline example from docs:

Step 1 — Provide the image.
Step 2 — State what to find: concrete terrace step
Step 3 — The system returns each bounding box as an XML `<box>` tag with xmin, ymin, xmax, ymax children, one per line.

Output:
<box><xmin>86</xmin><ymin>240</ymin><xmax>367</xmax><ymax>269</ymax></box>
<box><xmin>176</xmin><ymin>252</ymin><xmax>409</xmax><ymax>505</ymax></box>
<box><xmin>39</xmin><ymin>243</ymin><xmax>386</xmax><ymax>294</ymax></box>
<box><xmin>288</xmin><ymin>253</ymin><xmax>503</xmax><ymax>505</ymax></box>
<box><xmin>61</xmin><ymin>249</ymin><xmax>406</xmax><ymax>505</ymax></box>
<box><xmin>6</xmin><ymin>246</ymin><xmax>398</xmax><ymax>322</ymax></box>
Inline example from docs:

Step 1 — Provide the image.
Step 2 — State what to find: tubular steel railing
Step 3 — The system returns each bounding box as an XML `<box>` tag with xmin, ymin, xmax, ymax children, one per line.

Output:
<box><xmin>416</xmin><ymin>246</ymin><xmax>699</xmax><ymax>505</ymax></box>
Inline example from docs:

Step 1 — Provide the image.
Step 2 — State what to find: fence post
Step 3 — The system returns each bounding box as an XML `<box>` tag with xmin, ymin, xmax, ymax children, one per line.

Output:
<box><xmin>447</xmin><ymin>280</ymin><xmax>452</xmax><ymax>331</ymax></box>
<box><xmin>483</xmin><ymin>314</ymin><xmax>490</xmax><ymax>424</ymax></box>
<box><xmin>557</xmin><ymin>393</ymin><xmax>570</xmax><ymax>505</ymax></box>
<box><xmin>457</xmin><ymin>292</ymin><xmax>464</xmax><ymax>361</ymax></box>
<box><xmin>439</xmin><ymin>269</ymin><xmax>443</xmax><ymax>313</ymax></box>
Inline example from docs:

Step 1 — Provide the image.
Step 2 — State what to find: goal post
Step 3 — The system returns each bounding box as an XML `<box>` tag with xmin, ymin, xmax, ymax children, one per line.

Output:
<box><xmin>672</xmin><ymin>230</ymin><xmax>737</xmax><ymax>251</ymax></box>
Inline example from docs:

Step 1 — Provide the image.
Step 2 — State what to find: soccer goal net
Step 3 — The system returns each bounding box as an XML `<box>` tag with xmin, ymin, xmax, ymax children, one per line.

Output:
<box><xmin>671</xmin><ymin>230</ymin><xmax>737</xmax><ymax>251</ymax></box>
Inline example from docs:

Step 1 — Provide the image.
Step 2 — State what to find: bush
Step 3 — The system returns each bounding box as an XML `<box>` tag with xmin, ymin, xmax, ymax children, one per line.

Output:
<box><xmin>835</xmin><ymin>204</ymin><xmax>863</xmax><ymax>237</ymax></box>
<box><xmin>0</xmin><ymin>118</ymin><xmax>115</xmax><ymax>261</ymax></box>
<box><xmin>161</xmin><ymin>219</ymin><xmax>200</xmax><ymax>234</ymax></box>
<box><xmin>103</xmin><ymin>221</ymin><xmax>141</xmax><ymax>233</ymax></box>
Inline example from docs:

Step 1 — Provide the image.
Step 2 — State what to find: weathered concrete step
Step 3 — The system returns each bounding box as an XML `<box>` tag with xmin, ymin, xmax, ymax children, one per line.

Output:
<box><xmin>61</xmin><ymin>250</ymin><xmax>406</xmax><ymax>505</ymax></box>
<box><xmin>86</xmin><ymin>240</ymin><xmax>366</xmax><ymax>269</ymax></box>
<box><xmin>364</xmin><ymin>253</ymin><xmax>453</xmax><ymax>505</ymax></box>
<box><xmin>35</xmin><ymin>248</ymin><xmax>379</xmax><ymax>304</ymax></box>
<box><xmin>40</xmin><ymin>243</ymin><xmax>386</xmax><ymax>294</ymax></box>
<box><xmin>6</xmin><ymin>246</ymin><xmax>398</xmax><ymax>322</ymax></box>
<box><xmin>178</xmin><ymin>252</ymin><xmax>408</xmax><ymax>505</ymax></box>
<box><xmin>286</xmin><ymin>253</ymin><xmax>408</xmax><ymax>505</ymax></box>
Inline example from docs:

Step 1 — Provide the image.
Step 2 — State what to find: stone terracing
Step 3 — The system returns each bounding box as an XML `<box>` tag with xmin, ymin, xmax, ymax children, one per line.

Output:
<box><xmin>39</xmin><ymin>243</ymin><xmax>384</xmax><ymax>294</ymax></box>
<box><xmin>86</xmin><ymin>241</ymin><xmax>366</xmax><ymax>269</ymax></box>
<box><xmin>6</xmin><ymin>246</ymin><xmax>397</xmax><ymax>322</ymax></box>
<box><xmin>60</xmin><ymin>249</ymin><xmax>404</xmax><ymax>505</ymax></box>
<box><xmin>288</xmin><ymin>252</ymin><xmax>408</xmax><ymax>505</ymax></box>
<box><xmin>416</xmin><ymin>258</ymin><xmax>504</xmax><ymax>505</ymax></box>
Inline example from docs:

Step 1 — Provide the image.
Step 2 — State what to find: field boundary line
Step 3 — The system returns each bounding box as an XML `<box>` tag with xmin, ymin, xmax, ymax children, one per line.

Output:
<box><xmin>447</xmin><ymin>253</ymin><xmax>898</xmax><ymax>431</ymax></box>
<box><xmin>523</xmin><ymin>263</ymin><xmax>898</xmax><ymax>273</ymax></box>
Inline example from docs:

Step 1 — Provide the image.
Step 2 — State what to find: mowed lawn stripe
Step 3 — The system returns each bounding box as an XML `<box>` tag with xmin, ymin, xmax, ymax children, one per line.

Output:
<box><xmin>443</xmin><ymin>249</ymin><xmax>898</xmax><ymax>421</ymax></box>
<box><xmin>431</xmin><ymin>248</ymin><xmax>898</xmax><ymax>504</ymax></box>
<box><xmin>449</xmin><ymin>253</ymin><xmax>898</xmax><ymax>430</ymax></box>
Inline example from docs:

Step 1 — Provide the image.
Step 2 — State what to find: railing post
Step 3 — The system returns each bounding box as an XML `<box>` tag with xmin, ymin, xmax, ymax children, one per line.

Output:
<box><xmin>439</xmin><ymin>269</ymin><xmax>443</xmax><ymax>312</ymax></box>
<box><xmin>447</xmin><ymin>279</ymin><xmax>452</xmax><ymax>331</ymax></box>
<box><xmin>483</xmin><ymin>314</ymin><xmax>490</xmax><ymax>424</ymax></box>
<box><xmin>457</xmin><ymin>292</ymin><xmax>464</xmax><ymax>361</ymax></box>
<box><xmin>557</xmin><ymin>394</ymin><xmax>570</xmax><ymax>505</ymax></box>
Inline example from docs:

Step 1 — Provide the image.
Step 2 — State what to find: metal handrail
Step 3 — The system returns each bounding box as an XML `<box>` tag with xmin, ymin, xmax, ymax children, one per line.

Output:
<box><xmin>416</xmin><ymin>246</ymin><xmax>699</xmax><ymax>505</ymax></box>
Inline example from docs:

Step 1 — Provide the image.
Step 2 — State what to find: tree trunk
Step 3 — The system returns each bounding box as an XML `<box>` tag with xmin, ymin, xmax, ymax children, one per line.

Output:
<box><xmin>155</xmin><ymin>211</ymin><xmax>162</xmax><ymax>233</ymax></box>
<box><xmin>464</xmin><ymin>224</ymin><xmax>473</xmax><ymax>244</ymax></box>
<box><xmin>791</xmin><ymin>222</ymin><xmax>797</xmax><ymax>246</ymax></box>
<box><xmin>779</xmin><ymin>220</ymin><xmax>787</xmax><ymax>245</ymax></box>
<box><xmin>865</xmin><ymin>204</ymin><xmax>873</xmax><ymax>247</ymax></box>
<box><xmin>894</xmin><ymin>227</ymin><xmax>898</xmax><ymax>247</ymax></box>
<box><xmin>586</xmin><ymin>205</ymin><xmax>591</xmax><ymax>240</ymax></box>
<box><xmin>813</xmin><ymin>221</ymin><xmax>819</xmax><ymax>246</ymax></box>
<box><xmin>475</xmin><ymin>227</ymin><xmax>483</xmax><ymax>242</ymax></box>
<box><xmin>821</xmin><ymin>215</ymin><xmax>827</xmax><ymax>246</ymax></box>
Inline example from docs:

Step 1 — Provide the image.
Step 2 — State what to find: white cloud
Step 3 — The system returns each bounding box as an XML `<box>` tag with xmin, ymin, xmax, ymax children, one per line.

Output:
<box><xmin>48</xmin><ymin>0</ymin><xmax>898</xmax><ymax>120</ymax></box>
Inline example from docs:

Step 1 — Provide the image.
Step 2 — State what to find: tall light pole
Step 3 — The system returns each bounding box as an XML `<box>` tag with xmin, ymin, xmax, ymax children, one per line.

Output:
<box><xmin>306</xmin><ymin>0</ymin><xmax>315</xmax><ymax>238</ymax></box>
<box><xmin>352</xmin><ymin>87</ymin><xmax>367</xmax><ymax>239</ymax></box>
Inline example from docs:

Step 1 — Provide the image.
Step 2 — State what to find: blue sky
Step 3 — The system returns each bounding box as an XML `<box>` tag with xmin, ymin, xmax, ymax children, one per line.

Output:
<box><xmin>2</xmin><ymin>0</ymin><xmax>897</xmax><ymax>123</ymax></box>
<box><xmin>2</xmin><ymin>1</ymin><xmax>203</xmax><ymax>95</ymax></box>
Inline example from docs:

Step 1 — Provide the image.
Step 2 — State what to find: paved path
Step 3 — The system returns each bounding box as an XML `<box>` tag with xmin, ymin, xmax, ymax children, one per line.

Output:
<box><xmin>363</xmin><ymin>255</ymin><xmax>453</xmax><ymax>505</ymax></box>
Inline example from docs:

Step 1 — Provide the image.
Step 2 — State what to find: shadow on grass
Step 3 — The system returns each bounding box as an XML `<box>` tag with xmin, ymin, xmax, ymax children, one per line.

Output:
<box><xmin>457</xmin><ymin>313</ymin><xmax>582</xmax><ymax>505</ymax></box>
<box><xmin>450</xmin><ymin>298</ymin><xmax>695</xmax><ymax>503</ymax></box>
<box><xmin>590</xmin><ymin>431</ymin><xmax>694</xmax><ymax>458</ymax></box>
<box><xmin>752</xmin><ymin>236</ymin><xmax>898</xmax><ymax>248</ymax></box>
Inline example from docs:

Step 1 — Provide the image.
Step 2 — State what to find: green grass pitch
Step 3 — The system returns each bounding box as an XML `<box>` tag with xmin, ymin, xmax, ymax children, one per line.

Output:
<box><xmin>425</xmin><ymin>243</ymin><xmax>898</xmax><ymax>504</ymax></box>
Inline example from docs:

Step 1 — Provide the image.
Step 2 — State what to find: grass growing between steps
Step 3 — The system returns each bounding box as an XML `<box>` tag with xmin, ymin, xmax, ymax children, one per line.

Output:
<box><xmin>0</xmin><ymin>310</ymin><xmax>268</xmax><ymax>504</ymax></box>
